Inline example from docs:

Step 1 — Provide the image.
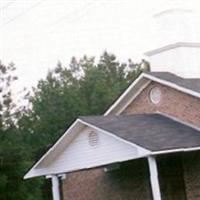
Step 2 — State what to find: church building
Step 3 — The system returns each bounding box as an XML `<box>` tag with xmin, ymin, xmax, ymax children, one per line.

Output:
<box><xmin>24</xmin><ymin>6</ymin><xmax>200</xmax><ymax>200</ymax></box>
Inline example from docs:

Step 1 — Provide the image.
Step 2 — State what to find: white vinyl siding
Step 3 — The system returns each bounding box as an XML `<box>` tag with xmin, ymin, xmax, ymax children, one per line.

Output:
<box><xmin>30</xmin><ymin>127</ymin><xmax>148</xmax><ymax>177</ymax></box>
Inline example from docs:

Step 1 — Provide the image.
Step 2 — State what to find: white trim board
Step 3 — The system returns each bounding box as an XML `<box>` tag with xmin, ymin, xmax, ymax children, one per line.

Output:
<box><xmin>152</xmin><ymin>146</ymin><xmax>200</xmax><ymax>155</ymax></box>
<box><xmin>104</xmin><ymin>74</ymin><xmax>151</xmax><ymax>115</ymax></box>
<box><xmin>117</xmin><ymin>80</ymin><xmax>151</xmax><ymax>115</ymax></box>
<box><xmin>143</xmin><ymin>73</ymin><xmax>200</xmax><ymax>99</ymax></box>
<box><xmin>154</xmin><ymin>9</ymin><xmax>193</xmax><ymax>18</ymax></box>
<box><xmin>144</xmin><ymin>42</ymin><xmax>200</xmax><ymax>56</ymax></box>
<box><xmin>24</xmin><ymin>120</ymin><xmax>85</xmax><ymax>179</ymax></box>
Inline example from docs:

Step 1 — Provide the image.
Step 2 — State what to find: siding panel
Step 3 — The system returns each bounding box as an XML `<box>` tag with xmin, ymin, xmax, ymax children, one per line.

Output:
<box><xmin>46</xmin><ymin>127</ymin><xmax>147</xmax><ymax>174</ymax></box>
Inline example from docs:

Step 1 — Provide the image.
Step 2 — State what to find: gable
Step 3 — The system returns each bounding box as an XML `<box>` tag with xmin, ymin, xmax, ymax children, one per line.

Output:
<box><xmin>48</xmin><ymin>127</ymin><xmax>147</xmax><ymax>173</ymax></box>
<box><xmin>105</xmin><ymin>72</ymin><xmax>200</xmax><ymax>116</ymax></box>
<box><xmin>25</xmin><ymin>125</ymin><xmax>148</xmax><ymax>178</ymax></box>
<box><xmin>122</xmin><ymin>81</ymin><xmax>200</xmax><ymax>127</ymax></box>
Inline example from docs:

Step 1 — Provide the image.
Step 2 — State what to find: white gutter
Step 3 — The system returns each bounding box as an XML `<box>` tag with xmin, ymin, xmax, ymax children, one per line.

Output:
<box><xmin>152</xmin><ymin>146</ymin><xmax>200</xmax><ymax>156</ymax></box>
<box><xmin>144</xmin><ymin>42</ymin><xmax>200</xmax><ymax>56</ymax></box>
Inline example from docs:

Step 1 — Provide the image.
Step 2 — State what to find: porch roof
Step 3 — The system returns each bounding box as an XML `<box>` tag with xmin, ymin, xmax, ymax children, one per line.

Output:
<box><xmin>80</xmin><ymin>114</ymin><xmax>200</xmax><ymax>152</ymax></box>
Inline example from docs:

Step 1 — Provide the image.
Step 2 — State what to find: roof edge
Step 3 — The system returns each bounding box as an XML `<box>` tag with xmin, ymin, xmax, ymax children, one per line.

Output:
<box><xmin>24</xmin><ymin>119</ymin><xmax>84</xmax><ymax>179</ymax></box>
<box><xmin>104</xmin><ymin>73</ymin><xmax>151</xmax><ymax>115</ymax></box>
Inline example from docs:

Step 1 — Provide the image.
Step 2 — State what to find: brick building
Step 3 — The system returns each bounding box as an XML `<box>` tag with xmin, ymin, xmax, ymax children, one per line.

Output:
<box><xmin>24</xmin><ymin>6</ymin><xmax>200</xmax><ymax>200</ymax></box>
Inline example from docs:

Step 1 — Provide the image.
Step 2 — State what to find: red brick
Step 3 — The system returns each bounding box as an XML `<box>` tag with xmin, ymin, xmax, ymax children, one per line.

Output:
<box><xmin>62</xmin><ymin>81</ymin><xmax>200</xmax><ymax>200</ymax></box>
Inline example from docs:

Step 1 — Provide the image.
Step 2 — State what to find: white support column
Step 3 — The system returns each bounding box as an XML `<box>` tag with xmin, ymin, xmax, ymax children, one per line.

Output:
<box><xmin>148</xmin><ymin>156</ymin><xmax>162</xmax><ymax>200</ymax></box>
<box><xmin>51</xmin><ymin>175</ymin><xmax>61</xmax><ymax>200</ymax></box>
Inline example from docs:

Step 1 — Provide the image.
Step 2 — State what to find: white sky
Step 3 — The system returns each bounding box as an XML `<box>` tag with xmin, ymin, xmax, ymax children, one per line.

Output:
<box><xmin>1</xmin><ymin>0</ymin><xmax>200</xmax><ymax>92</ymax></box>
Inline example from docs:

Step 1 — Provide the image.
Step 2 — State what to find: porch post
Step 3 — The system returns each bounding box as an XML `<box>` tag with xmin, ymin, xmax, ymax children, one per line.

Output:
<box><xmin>148</xmin><ymin>156</ymin><xmax>162</xmax><ymax>200</ymax></box>
<box><xmin>51</xmin><ymin>175</ymin><xmax>61</xmax><ymax>200</ymax></box>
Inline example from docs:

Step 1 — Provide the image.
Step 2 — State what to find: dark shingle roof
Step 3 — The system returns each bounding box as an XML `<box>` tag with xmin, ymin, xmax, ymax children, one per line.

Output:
<box><xmin>80</xmin><ymin>114</ymin><xmax>200</xmax><ymax>152</ymax></box>
<box><xmin>146</xmin><ymin>71</ymin><xmax>200</xmax><ymax>94</ymax></box>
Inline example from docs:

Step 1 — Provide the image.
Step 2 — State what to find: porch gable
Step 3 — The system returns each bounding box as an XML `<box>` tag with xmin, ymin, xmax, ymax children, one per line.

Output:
<box><xmin>24</xmin><ymin>120</ymin><xmax>149</xmax><ymax>179</ymax></box>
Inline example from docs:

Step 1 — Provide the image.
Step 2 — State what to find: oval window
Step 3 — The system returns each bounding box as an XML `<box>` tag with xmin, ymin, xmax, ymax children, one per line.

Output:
<box><xmin>149</xmin><ymin>87</ymin><xmax>162</xmax><ymax>104</ymax></box>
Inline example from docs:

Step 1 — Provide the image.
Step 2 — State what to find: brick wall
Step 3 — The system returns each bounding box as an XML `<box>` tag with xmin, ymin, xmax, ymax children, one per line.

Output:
<box><xmin>122</xmin><ymin>82</ymin><xmax>200</xmax><ymax>127</ymax></box>
<box><xmin>122</xmin><ymin>81</ymin><xmax>200</xmax><ymax>200</ymax></box>
<box><xmin>62</xmin><ymin>159</ymin><xmax>152</xmax><ymax>200</ymax></box>
<box><xmin>62</xmin><ymin>81</ymin><xmax>200</xmax><ymax>200</ymax></box>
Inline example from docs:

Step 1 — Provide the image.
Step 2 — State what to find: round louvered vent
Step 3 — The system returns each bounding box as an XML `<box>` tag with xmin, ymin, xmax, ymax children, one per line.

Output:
<box><xmin>88</xmin><ymin>131</ymin><xmax>99</xmax><ymax>147</ymax></box>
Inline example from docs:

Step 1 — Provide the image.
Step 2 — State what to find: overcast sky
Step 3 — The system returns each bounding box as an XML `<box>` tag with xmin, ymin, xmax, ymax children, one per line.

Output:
<box><xmin>1</xmin><ymin>0</ymin><xmax>200</xmax><ymax>92</ymax></box>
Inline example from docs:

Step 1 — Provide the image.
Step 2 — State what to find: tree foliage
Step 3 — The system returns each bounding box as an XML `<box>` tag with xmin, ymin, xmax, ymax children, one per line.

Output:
<box><xmin>1</xmin><ymin>52</ymin><xmax>150</xmax><ymax>199</ymax></box>
<box><xmin>0</xmin><ymin>61</ymin><xmax>44</xmax><ymax>200</ymax></box>
<box><xmin>21</xmin><ymin>52</ymin><xmax>150</xmax><ymax>154</ymax></box>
